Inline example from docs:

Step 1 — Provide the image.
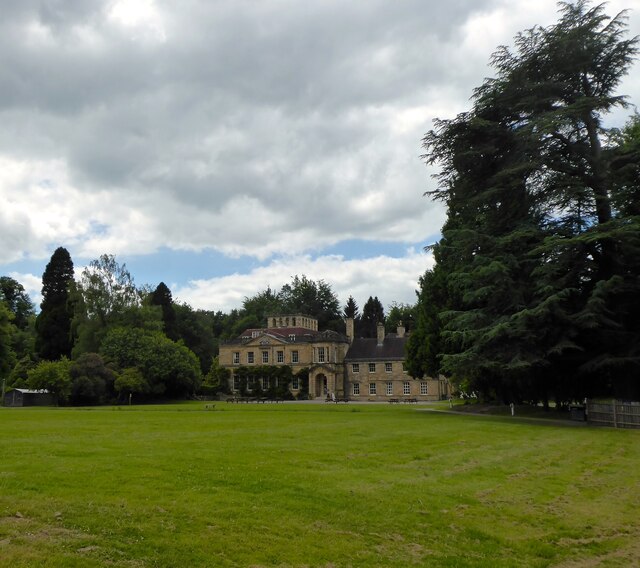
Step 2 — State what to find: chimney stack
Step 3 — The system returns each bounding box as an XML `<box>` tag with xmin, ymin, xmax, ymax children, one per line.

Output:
<box><xmin>397</xmin><ymin>321</ymin><xmax>405</xmax><ymax>338</ymax></box>
<box><xmin>345</xmin><ymin>317</ymin><xmax>354</xmax><ymax>344</ymax></box>
<box><xmin>377</xmin><ymin>322</ymin><xmax>385</xmax><ymax>346</ymax></box>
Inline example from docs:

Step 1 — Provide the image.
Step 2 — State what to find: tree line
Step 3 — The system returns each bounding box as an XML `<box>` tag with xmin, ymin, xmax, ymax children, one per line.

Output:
<box><xmin>1</xmin><ymin>252</ymin><xmax>408</xmax><ymax>405</ymax></box>
<box><xmin>407</xmin><ymin>1</ymin><xmax>640</xmax><ymax>406</ymax></box>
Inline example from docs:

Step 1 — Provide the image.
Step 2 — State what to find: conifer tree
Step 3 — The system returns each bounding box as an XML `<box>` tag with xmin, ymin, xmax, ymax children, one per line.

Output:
<box><xmin>151</xmin><ymin>282</ymin><xmax>179</xmax><ymax>341</ymax></box>
<box><xmin>360</xmin><ymin>296</ymin><xmax>385</xmax><ymax>338</ymax></box>
<box><xmin>36</xmin><ymin>247</ymin><xmax>75</xmax><ymax>360</ymax></box>
<box><xmin>412</xmin><ymin>1</ymin><xmax>640</xmax><ymax>402</ymax></box>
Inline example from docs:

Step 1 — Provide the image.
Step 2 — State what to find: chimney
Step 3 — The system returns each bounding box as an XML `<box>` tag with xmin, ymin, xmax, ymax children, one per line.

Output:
<box><xmin>377</xmin><ymin>322</ymin><xmax>385</xmax><ymax>346</ymax></box>
<box><xmin>345</xmin><ymin>317</ymin><xmax>354</xmax><ymax>344</ymax></box>
<box><xmin>397</xmin><ymin>321</ymin><xmax>405</xmax><ymax>338</ymax></box>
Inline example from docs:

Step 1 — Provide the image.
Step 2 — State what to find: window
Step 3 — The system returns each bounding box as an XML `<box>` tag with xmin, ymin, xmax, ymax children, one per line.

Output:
<box><xmin>262</xmin><ymin>351</ymin><xmax>269</xmax><ymax>364</ymax></box>
<box><xmin>369</xmin><ymin>382</ymin><xmax>377</xmax><ymax>395</ymax></box>
<box><xmin>292</xmin><ymin>377</ymin><xmax>300</xmax><ymax>390</ymax></box>
<box><xmin>233</xmin><ymin>376</ymin><xmax>240</xmax><ymax>391</ymax></box>
<box><xmin>233</xmin><ymin>352</ymin><xmax>240</xmax><ymax>364</ymax></box>
<box><xmin>277</xmin><ymin>350</ymin><xmax>284</xmax><ymax>363</ymax></box>
<box><xmin>385</xmin><ymin>362</ymin><xmax>392</xmax><ymax>373</ymax></box>
<box><xmin>289</xmin><ymin>334</ymin><xmax>296</xmax><ymax>341</ymax></box>
<box><xmin>352</xmin><ymin>383</ymin><xmax>360</xmax><ymax>395</ymax></box>
<box><xmin>402</xmin><ymin>362</ymin><xmax>408</xmax><ymax>373</ymax></box>
<box><xmin>262</xmin><ymin>377</ymin><xmax>270</xmax><ymax>390</ymax></box>
<box><xmin>247</xmin><ymin>352</ymin><xmax>254</xmax><ymax>364</ymax></box>
<box><xmin>252</xmin><ymin>330</ymin><xmax>260</xmax><ymax>338</ymax></box>
<box><xmin>420</xmin><ymin>382</ymin><xmax>428</xmax><ymax>395</ymax></box>
<box><xmin>369</xmin><ymin>363</ymin><xmax>376</xmax><ymax>373</ymax></box>
<box><xmin>291</xmin><ymin>350</ymin><xmax>299</xmax><ymax>363</ymax></box>
<box><xmin>403</xmin><ymin>381</ymin><xmax>411</xmax><ymax>395</ymax></box>
<box><xmin>386</xmin><ymin>381</ymin><xmax>393</xmax><ymax>395</ymax></box>
<box><xmin>317</xmin><ymin>347</ymin><xmax>325</xmax><ymax>363</ymax></box>
<box><xmin>352</xmin><ymin>363</ymin><xmax>360</xmax><ymax>373</ymax></box>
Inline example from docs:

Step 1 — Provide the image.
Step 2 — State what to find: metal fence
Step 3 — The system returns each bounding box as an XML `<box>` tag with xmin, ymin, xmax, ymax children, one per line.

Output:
<box><xmin>586</xmin><ymin>400</ymin><xmax>640</xmax><ymax>429</ymax></box>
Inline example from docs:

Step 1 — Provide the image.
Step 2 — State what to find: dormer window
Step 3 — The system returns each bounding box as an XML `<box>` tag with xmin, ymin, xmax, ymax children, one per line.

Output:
<box><xmin>252</xmin><ymin>330</ymin><xmax>260</xmax><ymax>338</ymax></box>
<box><xmin>289</xmin><ymin>334</ymin><xmax>296</xmax><ymax>341</ymax></box>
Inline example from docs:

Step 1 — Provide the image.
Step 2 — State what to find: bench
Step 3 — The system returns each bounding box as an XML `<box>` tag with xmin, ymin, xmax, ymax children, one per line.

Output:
<box><xmin>204</xmin><ymin>404</ymin><xmax>216</xmax><ymax>410</ymax></box>
<box><xmin>389</xmin><ymin>398</ymin><xmax>400</xmax><ymax>404</ymax></box>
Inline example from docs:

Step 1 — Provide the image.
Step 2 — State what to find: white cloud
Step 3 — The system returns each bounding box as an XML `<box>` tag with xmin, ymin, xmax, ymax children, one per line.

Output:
<box><xmin>173</xmin><ymin>249</ymin><xmax>434</xmax><ymax>313</ymax></box>
<box><xmin>107</xmin><ymin>0</ymin><xmax>166</xmax><ymax>41</ymax></box>
<box><xmin>0</xmin><ymin>0</ymin><xmax>638</xmax><ymax>301</ymax></box>
<box><xmin>9</xmin><ymin>272</ymin><xmax>43</xmax><ymax>308</ymax></box>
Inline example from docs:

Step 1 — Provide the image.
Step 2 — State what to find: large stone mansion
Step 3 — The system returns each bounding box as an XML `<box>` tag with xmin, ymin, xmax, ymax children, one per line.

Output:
<box><xmin>218</xmin><ymin>314</ymin><xmax>449</xmax><ymax>401</ymax></box>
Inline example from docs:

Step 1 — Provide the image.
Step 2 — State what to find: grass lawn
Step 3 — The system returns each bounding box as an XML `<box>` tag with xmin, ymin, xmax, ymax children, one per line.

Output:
<box><xmin>1</xmin><ymin>402</ymin><xmax>639</xmax><ymax>567</ymax></box>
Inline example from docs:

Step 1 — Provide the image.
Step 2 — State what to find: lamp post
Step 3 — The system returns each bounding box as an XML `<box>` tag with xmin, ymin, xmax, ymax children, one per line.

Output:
<box><xmin>1</xmin><ymin>377</ymin><xmax>6</xmax><ymax>407</ymax></box>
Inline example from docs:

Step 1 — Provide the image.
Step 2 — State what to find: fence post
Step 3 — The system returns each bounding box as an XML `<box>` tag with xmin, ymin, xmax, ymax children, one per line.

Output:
<box><xmin>612</xmin><ymin>400</ymin><xmax>618</xmax><ymax>428</ymax></box>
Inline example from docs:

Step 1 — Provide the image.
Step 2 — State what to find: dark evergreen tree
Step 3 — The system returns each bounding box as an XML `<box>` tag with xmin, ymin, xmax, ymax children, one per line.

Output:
<box><xmin>412</xmin><ymin>1</ymin><xmax>640</xmax><ymax>402</ymax></box>
<box><xmin>343</xmin><ymin>295</ymin><xmax>359</xmax><ymax>319</ymax></box>
<box><xmin>150</xmin><ymin>282</ymin><xmax>179</xmax><ymax>341</ymax></box>
<box><xmin>343</xmin><ymin>295</ymin><xmax>361</xmax><ymax>336</ymax></box>
<box><xmin>406</xmin><ymin>271</ymin><xmax>442</xmax><ymax>380</ymax></box>
<box><xmin>360</xmin><ymin>296</ymin><xmax>385</xmax><ymax>338</ymax></box>
<box><xmin>36</xmin><ymin>247</ymin><xmax>75</xmax><ymax>360</ymax></box>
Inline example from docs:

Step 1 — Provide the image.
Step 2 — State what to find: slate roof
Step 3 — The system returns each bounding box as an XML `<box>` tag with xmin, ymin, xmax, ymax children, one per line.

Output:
<box><xmin>345</xmin><ymin>336</ymin><xmax>407</xmax><ymax>361</ymax></box>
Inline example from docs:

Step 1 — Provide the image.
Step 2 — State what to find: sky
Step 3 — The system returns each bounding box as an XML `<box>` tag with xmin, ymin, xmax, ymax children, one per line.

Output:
<box><xmin>2</xmin><ymin>0</ymin><xmax>640</xmax><ymax>313</ymax></box>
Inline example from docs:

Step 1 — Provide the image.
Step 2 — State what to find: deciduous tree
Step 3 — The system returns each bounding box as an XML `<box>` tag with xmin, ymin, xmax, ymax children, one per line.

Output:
<box><xmin>0</xmin><ymin>302</ymin><xmax>16</xmax><ymax>383</ymax></box>
<box><xmin>101</xmin><ymin>328</ymin><xmax>201</xmax><ymax>398</ymax></box>
<box><xmin>0</xmin><ymin>276</ymin><xmax>34</xmax><ymax>330</ymax></box>
<box><xmin>69</xmin><ymin>353</ymin><xmax>116</xmax><ymax>405</ymax></box>
<box><xmin>27</xmin><ymin>358</ymin><xmax>73</xmax><ymax>405</ymax></box>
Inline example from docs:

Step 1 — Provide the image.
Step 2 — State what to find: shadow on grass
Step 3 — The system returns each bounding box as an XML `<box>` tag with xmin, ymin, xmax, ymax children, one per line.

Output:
<box><xmin>419</xmin><ymin>403</ymin><xmax>589</xmax><ymax>428</ymax></box>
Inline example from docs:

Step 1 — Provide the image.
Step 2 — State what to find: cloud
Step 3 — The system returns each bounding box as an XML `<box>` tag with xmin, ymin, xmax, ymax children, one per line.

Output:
<box><xmin>1</xmin><ymin>0</ymin><xmax>638</xmax><ymax>304</ymax></box>
<box><xmin>0</xmin><ymin>0</ymin><xmax>526</xmax><ymax>263</ymax></box>
<box><xmin>173</xmin><ymin>249</ymin><xmax>434</xmax><ymax>313</ymax></box>
<box><xmin>9</xmin><ymin>272</ymin><xmax>43</xmax><ymax>309</ymax></box>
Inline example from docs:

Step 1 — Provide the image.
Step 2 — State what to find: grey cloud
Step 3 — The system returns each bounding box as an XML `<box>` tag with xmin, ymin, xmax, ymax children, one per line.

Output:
<box><xmin>0</xmin><ymin>0</ymin><xmax>637</xmax><ymax>262</ymax></box>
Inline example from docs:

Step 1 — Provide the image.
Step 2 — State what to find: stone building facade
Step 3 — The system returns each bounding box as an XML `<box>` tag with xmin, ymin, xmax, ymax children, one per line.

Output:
<box><xmin>218</xmin><ymin>315</ymin><xmax>350</xmax><ymax>398</ymax></box>
<box><xmin>344</xmin><ymin>322</ymin><xmax>449</xmax><ymax>401</ymax></box>
<box><xmin>218</xmin><ymin>314</ymin><xmax>449</xmax><ymax>401</ymax></box>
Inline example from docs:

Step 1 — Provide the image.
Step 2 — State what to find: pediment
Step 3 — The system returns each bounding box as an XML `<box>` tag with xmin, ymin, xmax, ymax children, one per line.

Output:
<box><xmin>243</xmin><ymin>332</ymin><xmax>288</xmax><ymax>347</ymax></box>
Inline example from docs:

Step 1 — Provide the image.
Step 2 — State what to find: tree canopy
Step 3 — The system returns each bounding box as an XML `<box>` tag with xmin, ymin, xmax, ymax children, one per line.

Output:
<box><xmin>0</xmin><ymin>277</ymin><xmax>35</xmax><ymax>330</ymax></box>
<box><xmin>409</xmin><ymin>1</ymin><xmax>640</xmax><ymax>403</ymax></box>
